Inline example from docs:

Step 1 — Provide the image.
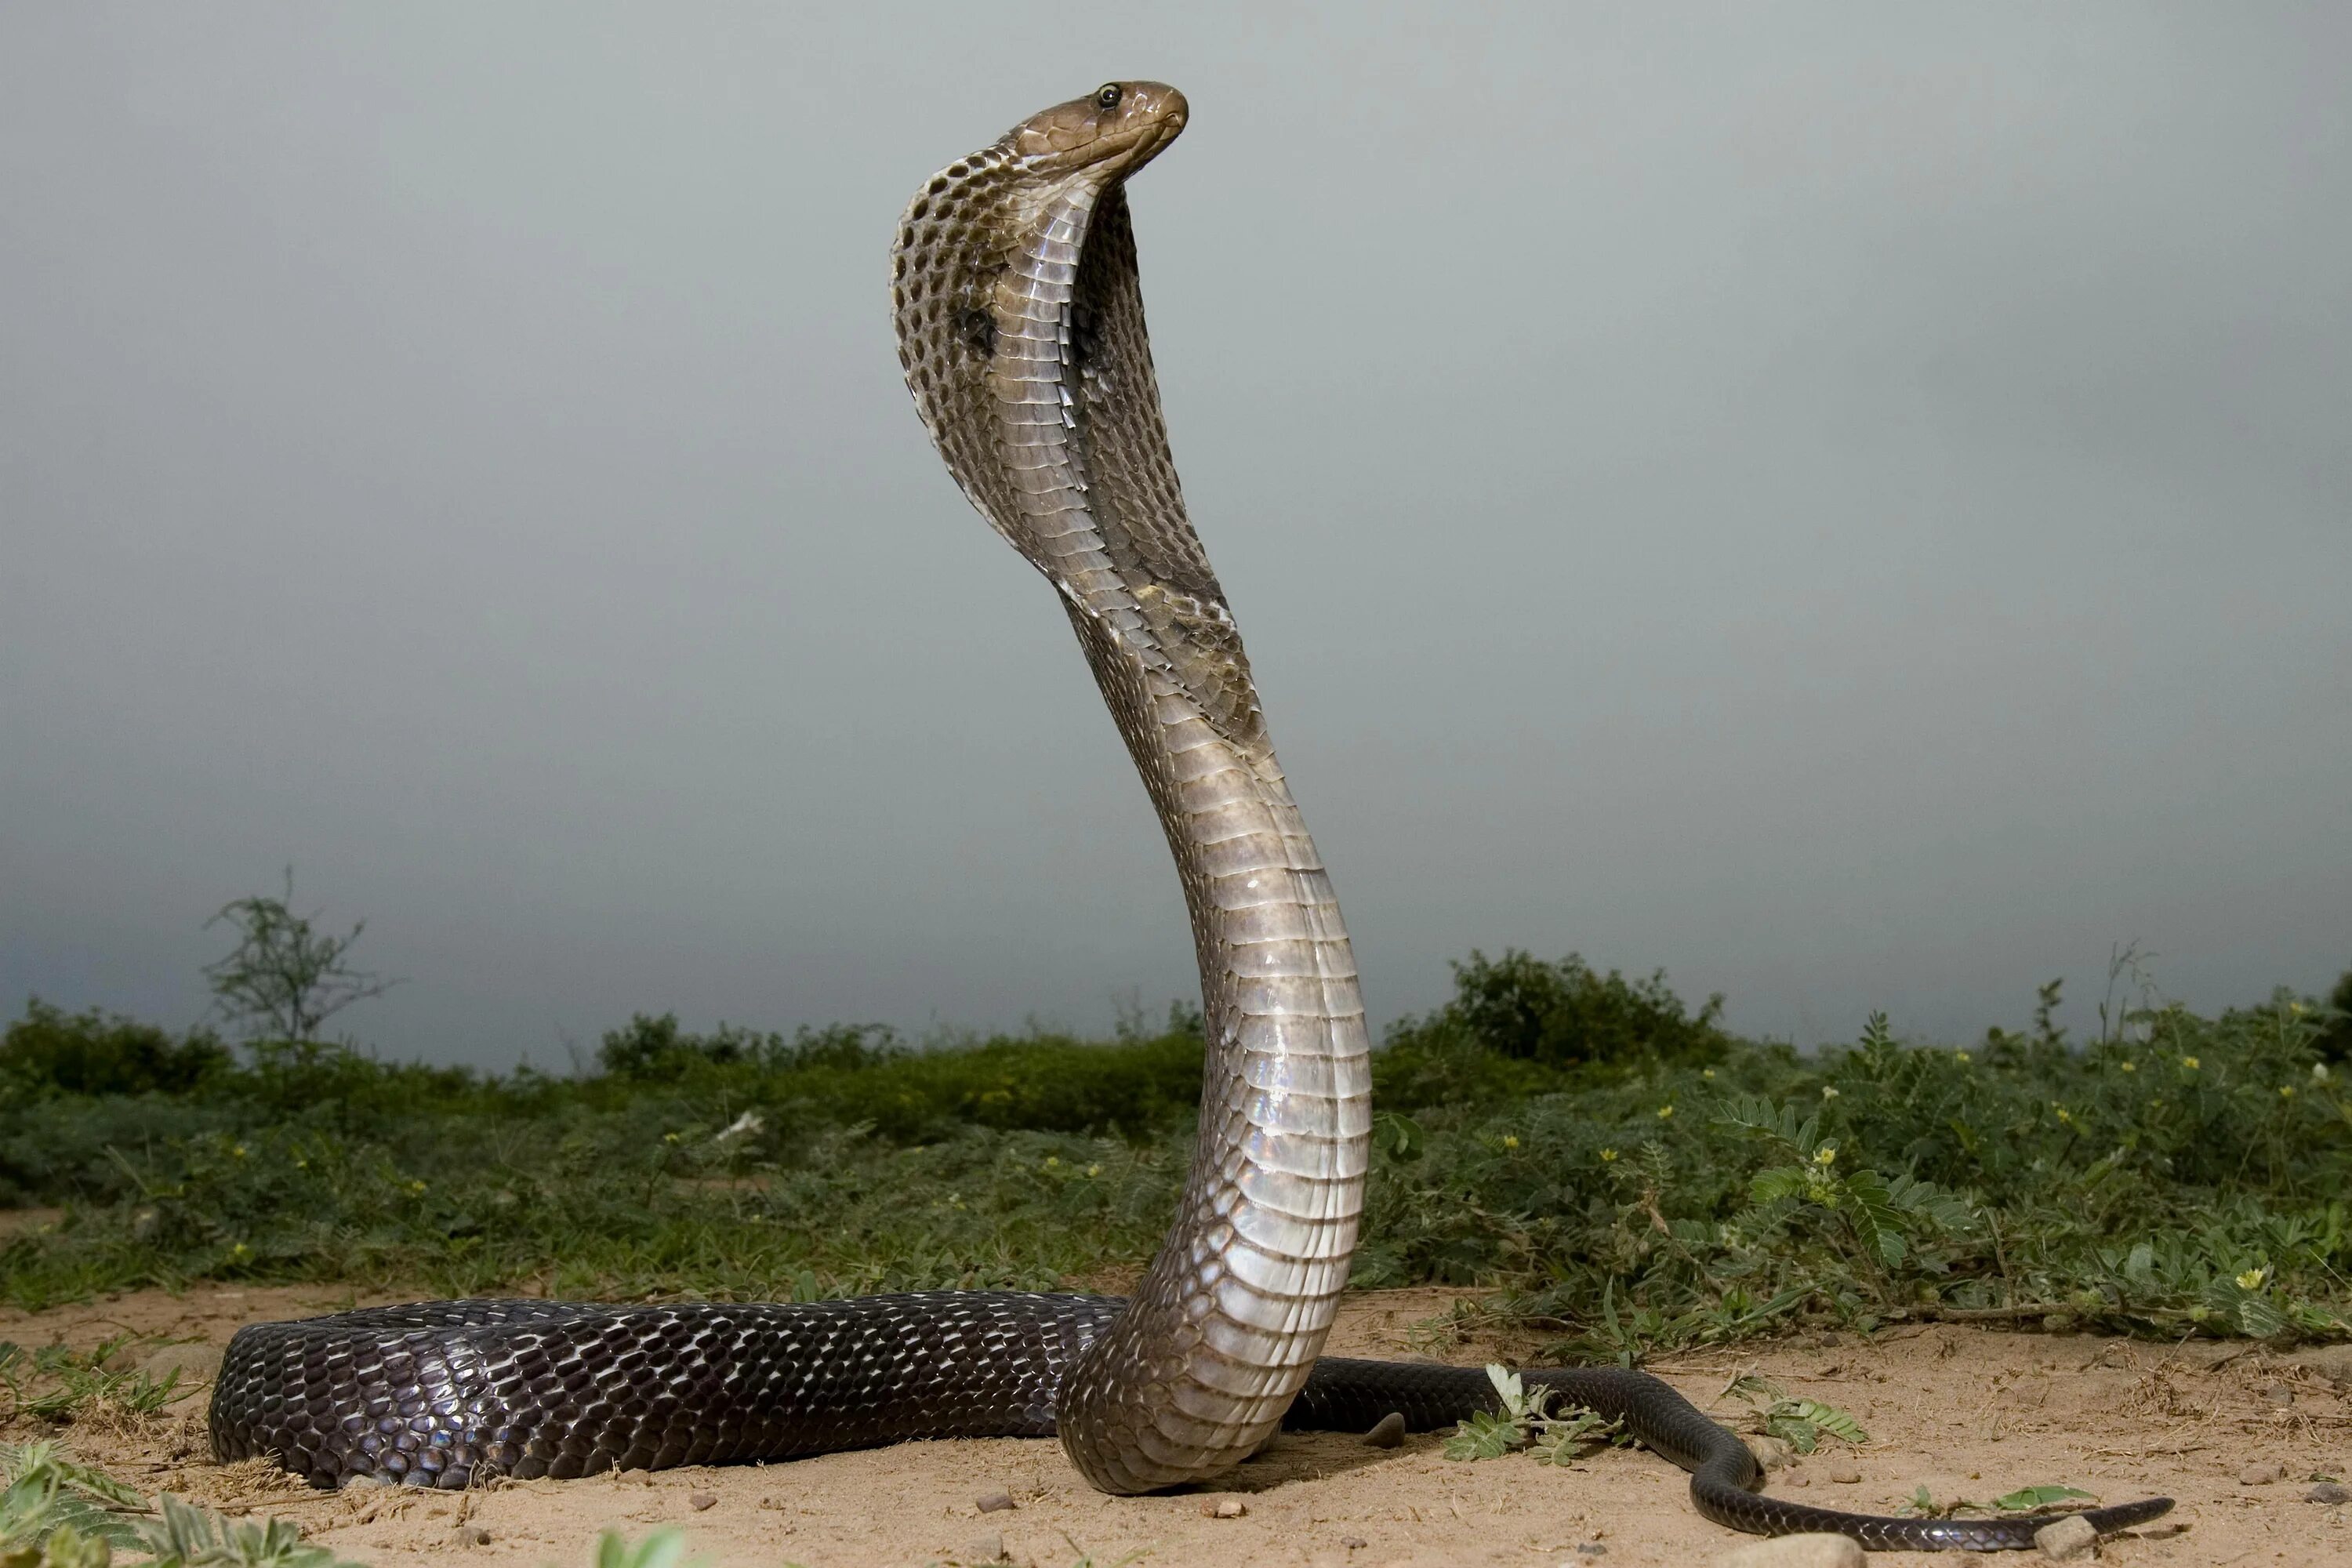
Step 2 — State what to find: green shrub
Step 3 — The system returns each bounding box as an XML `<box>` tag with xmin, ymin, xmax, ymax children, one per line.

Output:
<box><xmin>2317</xmin><ymin>968</ymin><xmax>2352</xmax><ymax>1064</ymax></box>
<box><xmin>0</xmin><ymin>1001</ymin><xmax>230</xmax><ymax>1099</ymax></box>
<box><xmin>1387</xmin><ymin>949</ymin><xmax>1730</xmax><ymax>1076</ymax></box>
<box><xmin>2</xmin><ymin>975</ymin><xmax>2345</xmax><ymax>1352</ymax></box>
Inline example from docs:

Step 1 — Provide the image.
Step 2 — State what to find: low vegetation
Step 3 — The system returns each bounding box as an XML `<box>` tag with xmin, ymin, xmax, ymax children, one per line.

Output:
<box><xmin>2</xmin><ymin>953</ymin><xmax>2347</xmax><ymax>1361</ymax></box>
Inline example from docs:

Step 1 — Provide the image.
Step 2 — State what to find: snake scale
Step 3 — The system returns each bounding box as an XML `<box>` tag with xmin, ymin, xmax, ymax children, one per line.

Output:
<box><xmin>211</xmin><ymin>82</ymin><xmax>2173</xmax><ymax>1552</ymax></box>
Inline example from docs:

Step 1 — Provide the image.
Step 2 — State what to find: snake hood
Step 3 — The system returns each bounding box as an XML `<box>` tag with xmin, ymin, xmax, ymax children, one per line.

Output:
<box><xmin>891</xmin><ymin>81</ymin><xmax>1264</xmax><ymax>753</ymax></box>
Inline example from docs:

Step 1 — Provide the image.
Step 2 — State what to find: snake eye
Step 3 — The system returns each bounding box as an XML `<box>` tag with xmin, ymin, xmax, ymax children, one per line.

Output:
<box><xmin>1094</xmin><ymin>84</ymin><xmax>1122</xmax><ymax>111</ymax></box>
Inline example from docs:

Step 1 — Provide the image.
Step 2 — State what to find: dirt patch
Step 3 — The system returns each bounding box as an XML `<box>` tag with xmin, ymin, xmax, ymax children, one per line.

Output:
<box><xmin>5</xmin><ymin>1286</ymin><xmax>2347</xmax><ymax>1566</ymax></box>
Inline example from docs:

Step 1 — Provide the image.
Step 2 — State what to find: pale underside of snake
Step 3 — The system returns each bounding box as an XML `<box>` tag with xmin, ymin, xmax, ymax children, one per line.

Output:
<box><xmin>210</xmin><ymin>82</ymin><xmax>2173</xmax><ymax>1552</ymax></box>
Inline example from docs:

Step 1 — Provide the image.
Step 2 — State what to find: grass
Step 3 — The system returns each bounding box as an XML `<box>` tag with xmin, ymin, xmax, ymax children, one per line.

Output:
<box><xmin>1</xmin><ymin>956</ymin><xmax>2347</xmax><ymax>1360</ymax></box>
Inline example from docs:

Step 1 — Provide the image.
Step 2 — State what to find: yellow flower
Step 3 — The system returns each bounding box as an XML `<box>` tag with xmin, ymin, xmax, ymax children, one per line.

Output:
<box><xmin>408</xmin><ymin>1179</ymin><xmax>427</xmax><ymax>1195</ymax></box>
<box><xmin>663</xmin><ymin>1131</ymin><xmax>681</xmax><ymax>1143</ymax></box>
<box><xmin>2279</xmin><ymin>1086</ymin><xmax>2296</xmax><ymax>1098</ymax></box>
<box><xmin>1820</xmin><ymin>1086</ymin><xmax>1840</xmax><ymax>1100</ymax></box>
<box><xmin>1813</xmin><ymin>1146</ymin><xmax>1837</xmax><ymax>1167</ymax></box>
<box><xmin>2054</xmin><ymin>1106</ymin><xmax>2073</xmax><ymax>1125</ymax></box>
<box><xmin>2235</xmin><ymin>1268</ymin><xmax>2267</xmax><ymax>1291</ymax></box>
<box><xmin>2290</xmin><ymin>1001</ymin><xmax>2307</xmax><ymax>1014</ymax></box>
<box><xmin>230</xmin><ymin>1145</ymin><xmax>248</xmax><ymax>1159</ymax></box>
<box><xmin>1656</xmin><ymin>1105</ymin><xmax>1675</xmax><ymax>1120</ymax></box>
<box><xmin>230</xmin><ymin>1242</ymin><xmax>250</xmax><ymax>1258</ymax></box>
<box><xmin>1502</xmin><ymin>1135</ymin><xmax>1520</xmax><ymax>1150</ymax></box>
<box><xmin>1955</xmin><ymin>1051</ymin><xmax>1972</xmax><ymax>1064</ymax></box>
<box><xmin>1702</xmin><ymin>1069</ymin><xmax>1716</xmax><ymax>1080</ymax></box>
<box><xmin>1599</xmin><ymin>1149</ymin><xmax>1619</xmax><ymax>1163</ymax></box>
<box><xmin>2119</xmin><ymin>1060</ymin><xmax>2136</xmax><ymax>1073</ymax></box>
<box><xmin>2180</xmin><ymin>1056</ymin><xmax>2200</xmax><ymax>1071</ymax></box>
<box><xmin>1086</xmin><ymin>1163</ymin><xmax>1102</xmax><ymax>1178</ymax></box>
<box><xmin>1044</xmin><ymin>1156</ymin><xmax>1059</xmax><ymax>1168</ymax></box>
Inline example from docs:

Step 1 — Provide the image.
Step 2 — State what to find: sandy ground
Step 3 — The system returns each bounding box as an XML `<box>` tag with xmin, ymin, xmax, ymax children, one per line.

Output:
<box><xmin>4</xmin><ymin>1283</ymin><xmax>2347</xmax><ymax>1567</ymax></box>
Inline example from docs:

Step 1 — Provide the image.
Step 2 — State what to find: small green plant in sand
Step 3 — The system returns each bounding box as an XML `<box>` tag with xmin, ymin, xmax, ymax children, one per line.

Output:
<box><xmin>1717</xmin><ymin>1374</ymin><xmax>1867</xmax><ymax>1454</ymax></box>
<box><xmin>1441</xmin><ymin>1365</ymin><xmax>1623</xmax><ymax>1465</ymax></box>
<box><xmin>0</xmin><ymin>1342</ymin><xmax>190</xmax><ymax>1426</ymax></box>
<box><xmin>1</xmin><ymin>1444</ymin><xmax>361</xmax><ymax>1568</ymax></box>
<box><xmin>1902</xmin><ymin>1482</ymin><xmax>2103</xmax><ymax>1520</ymax></box>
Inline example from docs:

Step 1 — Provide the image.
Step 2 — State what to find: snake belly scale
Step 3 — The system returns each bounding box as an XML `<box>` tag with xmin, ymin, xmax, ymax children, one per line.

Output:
<box><xmin>210</xmin><ymin>82</ymin><xmax>2172</xmax><ymax>1552</ymax></box>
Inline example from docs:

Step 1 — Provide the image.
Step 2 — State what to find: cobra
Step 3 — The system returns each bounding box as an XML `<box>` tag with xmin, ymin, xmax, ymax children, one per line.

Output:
<box><xmin>212</xmin><ymin>82</ymin><xmax>2173</xmax><ymax>1552</ymax></box>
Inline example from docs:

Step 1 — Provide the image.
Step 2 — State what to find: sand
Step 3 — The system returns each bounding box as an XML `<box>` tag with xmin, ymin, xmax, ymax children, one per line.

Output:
<box><xmin>4</xmin><ymin>1284</ymin><xmax>2347</xmax><ymax>1567</ymax></box>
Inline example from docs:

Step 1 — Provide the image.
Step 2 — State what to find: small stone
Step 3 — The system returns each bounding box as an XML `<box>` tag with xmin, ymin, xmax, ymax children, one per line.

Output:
<box><xmin>964</xmin><ymin>1533</ymin><xmax>1007</xmax><ymax>1563</ymax></box>
<box><xmin>2259</xmin><ymin>1381</ymin><xmax>2294</xmax><ymax>1406</ymax></box>
<box><xmin>339</xmin><ymin>1473</ymin><xmax>391</xmax><ymax>1491</ymax></box>
<box><xmin>1710</xmin><ymin>1533</ymin><xmax>1866</xmax><ymax>1568</ymax></box>
<box><xmin>2309</xmin><ymin>1482</ymin><xmax>2350</xmax><ymax>1504</ymax></box>
<box><xmin>450</xmin><ymin>1526</ymin><xmax>492</xmax><ymax>1547</ymax></box>
<box><xmin>1200</xmin><ymin>1497</ymin><xmax>1247</xmax><ymax>1519</ymax></box>
<box><xmin>975</xmin><ymin>1488</ymin><xmax>1015</xmax><ymax>1514</ymax></box>
<box><xmin>1576</xmin><ymin>1543</ymin><xmax>1609</xmax><ymax>1557</ymax></box>
<box><xmin>2033</xmin><ymin>1514</ymin><xmax>2096</xmax><ymax>1561</ymax></box>
<box><xmin>1746</xmin><ymin>1436</ymin><xmax>1797</xmax><ymax>1472</ymax></box>
<box><xmin>688</xmin><ymin>1493</ymin><xmax>717</xmax><ymax>1512</ymax></box>
<box><xmin>1826</xmin><ymin>1466</ymin><xmax>1862</xmax><ymax>1485</ymax></box>
<box><xmin>1362</xmin><ymin>1411</ymin><xmax>1406</xmax><ymax>1448</ymax></box>
<box><xmin>618</xmin><ymin>1468</ymin><xmax>652</xmax><ymax>1486</ymax></box>
<box><xmin>1339</xmin><ymin>1537</ymin><xmax>1367</xmax><ymax>1551</ymax></box>
<box><xmin>140</xmin><ymin>1344</ymin><xmax>224</xmax><ymax>1385</ymax></box>
<box><xmin>2239</xmin><ymin>1461</ymin><xmax>2286</xmax><ymax>1486</ymax></box>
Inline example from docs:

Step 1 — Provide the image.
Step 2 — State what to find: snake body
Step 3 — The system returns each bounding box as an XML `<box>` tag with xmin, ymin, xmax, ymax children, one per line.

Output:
<box><xmin>211</xmin><ymin>82</ymin><xmax>2172</xmax><ymax>1552</ymax></box>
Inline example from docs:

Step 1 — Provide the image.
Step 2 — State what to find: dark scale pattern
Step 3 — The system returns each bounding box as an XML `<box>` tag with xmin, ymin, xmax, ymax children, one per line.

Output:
<box><xmin>215</xmin><ymin>1304</ymin><xmax>2172</xmax><ymax>1547</ymax></box>
<box><xmin>212</xmin><ymin>1294</ymin><xmax>1122</xmax><ymax>1490</ymax></box>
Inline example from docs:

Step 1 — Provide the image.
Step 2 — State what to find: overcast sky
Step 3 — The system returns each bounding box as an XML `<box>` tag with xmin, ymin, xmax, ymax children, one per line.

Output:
<box><xmin>3</xmin><ymin>4</ymin><xmax>2346</xmax><ymax>1069</ymax></box>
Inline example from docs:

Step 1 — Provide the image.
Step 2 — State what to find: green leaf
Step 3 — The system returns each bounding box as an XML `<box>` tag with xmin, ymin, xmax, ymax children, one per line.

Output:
<box><xmin>1994</xmin><ymin>1484</ymin><xmax>2098</xmax><ymax>1512</ymax></box>
<box><xmin>1441</xmin><ymin>1410</ymin><xmax>1525</xmax><ymax>1461</ymax></box>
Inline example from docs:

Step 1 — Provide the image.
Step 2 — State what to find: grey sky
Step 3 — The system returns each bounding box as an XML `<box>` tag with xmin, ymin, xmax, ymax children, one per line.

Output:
<box><xmin>3</xmin><ymin>4</ymin><xmax>2346</xmax><ymax>1069</ymax></box>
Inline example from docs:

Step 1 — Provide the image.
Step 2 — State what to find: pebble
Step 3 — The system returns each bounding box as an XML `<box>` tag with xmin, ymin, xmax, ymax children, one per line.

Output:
<box><xmin>975</xmin><ymin>1489</ymin><xmax>1015</xmax><ymax>1514</ymax></box>
<box><xmin>2259</xmin><ymin>1381</ymin><xmax>2294</xmax><ymax>1406</ymax></box>
<box><xmin>1201</xmin><ymin>1497</ymin><xmax>1247</xmax><ymax>1519</ymax></box>
<box><xmin>140</xmin><ymin>1344</ymin><xmax>224</xmax><ymax>1385</ymax></box>
<box><xmin>1362</xmin><ymin>1412</ymin><xmax>1406</xmax><ymax>1449</ymax></box>
<box><xmin>2239</xmin><ymin>1461</ymin><xmax>2286</xmax><ymax>1486</ymax></box>
<box><xmin>1746</xmin><ymin>1436</ymin><xmax>1796</xmax><ymax>1472</ymax></box>
<box><xmin>618</xmin><ymin>1468</ymin><xmax>652</xmax><ymax>1486</ymax></box>
<box><xmin>1338</xmin><ymin>1538</ymin><xmax>1367</xmax><ymax>1551</ymax></box>
<box><xmin>964</xmin><ymin>1533</ymin><xmax>1007</xmax><ymax>1563</ymax></box>
<box><xmin>449</xmin><ymin>1526</ymin><xmax>492</xmax><ymax>1548</ymax></box>
<box><xmin>2033</xmin><ymin>1515</ymin><xmax>2096</xmax><ymax>1561</ymax></box>
<box><xmin>1575</xmin><ymin>1541</ymin><xmax>1608</xmax><ymax>1556</ymax></box>
<box><xmin>1710</xmin><ymin>1534</ymin><xmax>1865</xmax><ymax>1568</ymax></box>
<box><xmin>688</xmin><ymin>1493</ymin><xmax>716</xmax><ymax>1512</ymax></box>
<box><xmin>2310</xmin><ymin>1482</ymin><xmax>2350</xmax><ymax>1504</ymax></box>
<box><xmin>1826</xmin><ymin>1466</ymin><xmax>1862</xmax><ymax>1486</ymax></box>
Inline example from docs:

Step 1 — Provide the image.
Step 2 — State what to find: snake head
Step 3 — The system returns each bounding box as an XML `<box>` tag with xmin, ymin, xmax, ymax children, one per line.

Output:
<box><xmin>1010</xmin><ymin>81</ymin><xmax>1188</xmax><ymax>179</ymax></box>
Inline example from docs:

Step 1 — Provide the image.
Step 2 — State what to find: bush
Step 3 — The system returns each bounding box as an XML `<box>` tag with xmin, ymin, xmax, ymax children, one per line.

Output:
<box><xmin>2318</xmin><ymin>969</ymin><xmax>2352</xmax><ymax>1065</ymax></box>
<box><xmin>597</xmin><ymin>1014</ymin><xmax>898</xmax><ymax>1080</ymax></box>
<box><xmin>0</xmin><ymin>1000</ymin><xmax>230</xmax><ymax>1098</ymax></box>
<box><xmin>1388</xmin><ymin>949</ymin><xmax>1730</xmax><ymax>1076</ymax></box>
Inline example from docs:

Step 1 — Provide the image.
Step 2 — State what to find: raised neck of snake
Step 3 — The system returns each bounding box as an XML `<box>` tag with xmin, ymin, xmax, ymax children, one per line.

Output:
<box><xmin>891</xmin><ymin>82</ymin><xmax>1371</xmax><ymax>1493</ymax></box>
